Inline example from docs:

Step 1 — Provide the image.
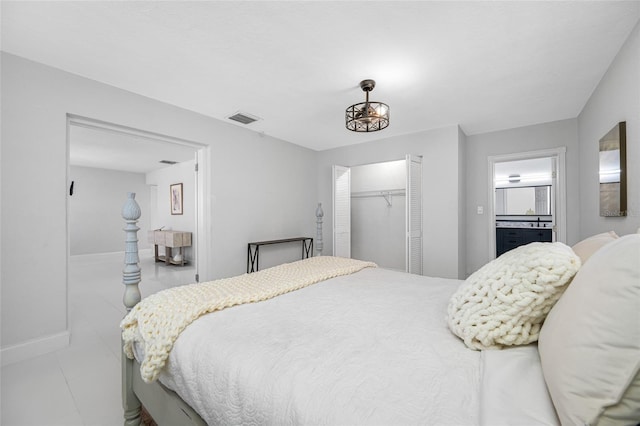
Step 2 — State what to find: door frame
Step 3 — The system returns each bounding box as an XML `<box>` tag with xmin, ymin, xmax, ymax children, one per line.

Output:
<box><xmin>333</xmin><ymin>155</ymin><xmax>423</xmax><ymax>274</ymax></box>
<box><xmin>487</xmin><ymin>147</ymin><xmax>567</xmax><ymax>260</ymax></box>
<box><xmin>65</xmin><ymin>114</ymin><xmax>211</xmax><ymax>285</ymax></box>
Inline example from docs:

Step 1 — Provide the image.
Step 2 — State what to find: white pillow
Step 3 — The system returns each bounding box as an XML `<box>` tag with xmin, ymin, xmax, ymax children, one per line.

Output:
<box><xmin>447</xmin><ymin>242</ymin><xmax>580</xmax><ymax>350</ymax></box>
<box><xmin>538</xmin><ymin>234</ymin><xmax>640</xmax><ymax>425</ymax></box>
<box><xmin>480</xmin><ymin>345</ymin><xmax>560</xmax><ymax>425</ymax></box>
<box><xmin>571</xmin><ymin>231</ymin><xmax>619</xmax><ymax>264</ymax></box>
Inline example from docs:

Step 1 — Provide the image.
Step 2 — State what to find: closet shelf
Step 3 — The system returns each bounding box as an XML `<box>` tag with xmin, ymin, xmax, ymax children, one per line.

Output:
<box><xmin>351</xmin><ymin>189</ymin><xmax>406</xmax><ymax>207</ymax></box>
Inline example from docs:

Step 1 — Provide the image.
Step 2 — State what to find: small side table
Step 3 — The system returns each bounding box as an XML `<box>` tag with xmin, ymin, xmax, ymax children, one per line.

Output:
<box><xmin>148</xmin><ymin>230</ymin><xmax>192</xmax><ymax>266</ymax></box>
<box><xmin>247</xmin><ymin>237</ymin><xmax>313</xmax><ymax>273</ymax></box>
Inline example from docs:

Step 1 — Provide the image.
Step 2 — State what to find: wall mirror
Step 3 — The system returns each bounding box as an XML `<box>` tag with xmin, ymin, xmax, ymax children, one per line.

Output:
<box><xmin>495</xmin><ymin>185</ymin><xmax>551</xmax><ymax>215</ymax></box>
<box><xmin>599</xmin><ymin>121</ymin><xmax>627</xmax><ymax>217</ymax></box>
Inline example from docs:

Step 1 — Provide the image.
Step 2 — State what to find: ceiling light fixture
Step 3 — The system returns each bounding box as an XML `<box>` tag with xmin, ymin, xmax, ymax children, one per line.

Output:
<box><xmin>346</xmin><ymin>79</ymin><xmax>389</xmax><ymax>132</ymax></box>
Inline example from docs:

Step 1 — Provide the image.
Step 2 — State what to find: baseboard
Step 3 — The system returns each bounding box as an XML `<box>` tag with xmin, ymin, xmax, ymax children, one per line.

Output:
<box><xmin>70</xmin><ymin>248</ymin><xmax>153</xmax><ymax>258</ymax></box>
<box><xmin>1</xmin><ymin>330</ymin><xmax>70</xmax><ymax>366</ymax></box>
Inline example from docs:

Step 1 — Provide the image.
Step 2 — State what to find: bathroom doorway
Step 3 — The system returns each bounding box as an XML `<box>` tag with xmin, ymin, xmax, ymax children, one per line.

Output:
<box><xmin>487</xmin><ymin>148</ymin><xmax>567</xmax><ymax>259</ymax></box>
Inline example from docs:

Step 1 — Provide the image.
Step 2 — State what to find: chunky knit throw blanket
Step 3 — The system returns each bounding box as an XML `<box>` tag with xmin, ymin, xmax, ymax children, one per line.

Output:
<box><xmin>121</xmin><ymin>256</ymin><xmax>377</xmax><ymax>383</ymax></box>
<box><xmin>447</xmin><ymin>242</ymin><xmax>580</xmax><ymax>350</ymax></box>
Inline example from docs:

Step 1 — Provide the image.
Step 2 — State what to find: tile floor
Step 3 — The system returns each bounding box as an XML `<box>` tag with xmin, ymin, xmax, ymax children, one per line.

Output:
<box><xmin>1</xmin><ymin>251</ymin><xmax>196</xmax><ymax>425</ymax></box>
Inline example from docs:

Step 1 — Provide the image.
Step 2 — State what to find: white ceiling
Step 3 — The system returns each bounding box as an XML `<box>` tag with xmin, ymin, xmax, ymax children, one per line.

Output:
<box><xmin>494</xmin><ymin>157</ymin><xmax>552</xmax><ymax>185</ymax></box>
<box><xmin>3</xmin><ymin>1</ymin><xmax>639</xmax><ymax>153</ymax></box>
<box><xmin>69</xmin><ymin>125</ymin><xmax>197</xmax><ymax>174</ymax></box>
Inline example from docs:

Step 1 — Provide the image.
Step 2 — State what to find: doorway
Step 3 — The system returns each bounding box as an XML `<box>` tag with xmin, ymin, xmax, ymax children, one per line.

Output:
<box><xmin>66</xmin><ymin>114</ymin><xmax>211</xmax><ymax>291</ymax></box>
<box><xmin>332</xmin><ymin>155</ymin><xmax>423</xmax><ymax>274</ymax></box>
<box><xmin>487</xmin><ymin>148</ymin><xmax>567</xmax><ymax>259</ymax></box>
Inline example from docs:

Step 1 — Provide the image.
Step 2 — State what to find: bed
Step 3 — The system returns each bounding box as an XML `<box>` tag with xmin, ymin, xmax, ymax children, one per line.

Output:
<box><xmin>120</xmin><ymin>193</ymin><xmax>640</xmax><ymax>425</ymax></box>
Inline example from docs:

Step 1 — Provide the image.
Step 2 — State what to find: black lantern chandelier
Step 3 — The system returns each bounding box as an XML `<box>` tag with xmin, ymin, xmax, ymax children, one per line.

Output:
<box><xmin>345</xmin><ymin>79</ymin><xmax>390</xmax><ymax>132</ymax></box>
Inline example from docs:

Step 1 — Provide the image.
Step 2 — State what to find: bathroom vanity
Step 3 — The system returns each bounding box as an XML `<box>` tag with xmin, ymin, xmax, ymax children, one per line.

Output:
<box><xmin>496</xmin><ymin>219</ymin><xmax>553</xmax><ymax>257</ymax></box>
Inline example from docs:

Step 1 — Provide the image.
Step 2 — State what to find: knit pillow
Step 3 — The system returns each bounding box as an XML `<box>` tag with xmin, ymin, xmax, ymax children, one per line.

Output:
<box><xmin>447</xmin><ymin>242</ymin><xmax>580</xmax><ymax>350</ymax></box>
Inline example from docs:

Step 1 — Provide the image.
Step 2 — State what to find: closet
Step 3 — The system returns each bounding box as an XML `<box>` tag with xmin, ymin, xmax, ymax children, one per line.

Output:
<box><xmin>333</xmin><ymin>155</ymin><xmax>422</xmax><ymax>274</ymax></box>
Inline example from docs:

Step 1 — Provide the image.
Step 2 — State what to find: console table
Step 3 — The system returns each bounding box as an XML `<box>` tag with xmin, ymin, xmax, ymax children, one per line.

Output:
<box><xmin>247</xmin><ymin>237</ymin><xmax>313</xmax><ymax>273</ymax></box>
<box><xmin>148</xmin><ymin>230</ymin><xmax>192</xmax><ymax>266</ymax></box>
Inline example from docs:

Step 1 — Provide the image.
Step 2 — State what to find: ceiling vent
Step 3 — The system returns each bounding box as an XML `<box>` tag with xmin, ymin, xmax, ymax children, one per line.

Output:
<box><xmin>159</xmin><ymin>160</ymin><xmax>178</xmax><ymax>165</ymax></box>
<box><xmin>227</xmin><ymin>111</ymin><xmax>260</xmax><ymax>125</ymax></box>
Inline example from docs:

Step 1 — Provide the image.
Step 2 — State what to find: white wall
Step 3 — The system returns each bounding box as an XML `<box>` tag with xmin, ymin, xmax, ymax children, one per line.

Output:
<box><xmin>69</xmin><ymin>166</ymin><xmax>150</xmax><ymax>255</ymax></box>
<box><xmin>4</xmin><ymin>20</ymin><xmax>636</xmax><ymax>362</ymax></box>
<box><xmin>146</xmin><ymin>160</ymin><xmax>196</xmax><ymax>260</ymax></box>
<box><xmin>578</xmin><ymin>22</ymin><xmax>640</xmax><ymax>238</ymax></box>
<box><xmin>464</xmin><ymin>119</ymin><xmax>580</xmax><ymax>276</ymax></box>
<box><xmin>146</xmin><ymin>160</ymin><xmax>196</xmax><ymax>232</ymax></box>
<box><xmin>1</xmin><ymin>53</ymin><xmax>317</xmax><ymax>359</ymax></box>
<box><xmin>317</xmin><ymin>126</ymin><xmax>466</xmax><ymax>279</ymax></box>
<box><xmin>464</xmin><ymin>23</ymin><xmax>639</xmax><ymax>275</ymax></box>
<box><xmin>351</xmin><ymin>160</ymin><xmax>406</xmax><ymax>192</ymax></box>
<box><xmin>351</xmin><ymin>160</ymin><xmax>406</xmax><ymax>270</ymax></box>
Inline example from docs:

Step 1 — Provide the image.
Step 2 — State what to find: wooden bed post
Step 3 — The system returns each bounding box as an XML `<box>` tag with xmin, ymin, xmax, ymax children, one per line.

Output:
<box><xmin>316</xmin><ymin>202</ymin><xmax>324</xmax><ymax>255</ymax></box>
<box><xmin>122</xmin><ymin>192</ymin><xmax>142</xmax><ymax>311</ymax></box>
<box><xmin>122</xmin><ymin>192</ymin><xmax>142</xmax><ymax>426</ymax></box>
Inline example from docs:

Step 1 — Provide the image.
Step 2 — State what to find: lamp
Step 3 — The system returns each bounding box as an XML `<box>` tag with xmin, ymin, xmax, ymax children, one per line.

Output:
<box><xmin>346</xmin><ymin>79</ymin><xmax>389</xmax><ymax>132</ymax></box>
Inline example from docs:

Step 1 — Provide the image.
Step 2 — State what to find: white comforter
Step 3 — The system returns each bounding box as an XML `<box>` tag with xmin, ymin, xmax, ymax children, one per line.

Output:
<box><xmin>154</xmin><ymin>267</ymin><xmax>480</xmax><ymax>425</ymax></box>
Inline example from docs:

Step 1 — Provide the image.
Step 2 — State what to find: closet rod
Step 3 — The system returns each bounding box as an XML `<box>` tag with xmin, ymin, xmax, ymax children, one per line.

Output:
<box><xmin>351</xmin><ymin>189</ymin><xmax>406</xmax><ymax>207</ymax></box>
<box><xmin>350</xmin><ymin>189</ymin><xmax>406</xmax><ymax>198</ymax></box>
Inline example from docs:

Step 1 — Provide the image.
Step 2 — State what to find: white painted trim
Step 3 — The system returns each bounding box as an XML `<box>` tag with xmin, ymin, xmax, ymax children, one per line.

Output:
<box><xmin>1</xmin><ymin>331</ymin><xmax>70</xmax><ymax>366</ymax></box>
<box><xmin>66</xmin><ymin>117</ymin><xmax>72</xmax><ymax>334</ymax></box>
<box><xmin>69</xmin><ymin>248</ymin><xmax>154</xmax><ymax>259</ymax></box>
<box><xmin>487</xmin><ymin>159</ymin><xmax>496</xmax><ymax>259</ymax></box>
<box><xmin>67</xmin><ymin>114</ymin><xmax>201</xmax><ymax>147</ymax></box>
<box><xmin>487</xmin><ymin>147</ymin><xmax>567</xmax><ymax>260</ymax></box>
<box><xmin>196</xmin><ymin>146</ymin><xmax>212</xmax><ymax>281</ymax></box>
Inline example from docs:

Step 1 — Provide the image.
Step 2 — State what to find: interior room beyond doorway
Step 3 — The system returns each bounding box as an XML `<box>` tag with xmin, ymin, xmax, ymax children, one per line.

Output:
<box><xmin>67</xmin><ymin>116</ymin><xmax>204</xmax><ymax>291</ymax></box>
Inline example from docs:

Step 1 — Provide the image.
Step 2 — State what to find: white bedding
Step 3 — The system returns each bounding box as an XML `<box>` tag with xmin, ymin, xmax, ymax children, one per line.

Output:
<box><xmin>155</xmin><ymin>267</ymin><xmax>480</xmax><ymax>425</ymax></box>
<box><xmin>480</xmin><ymin>345</ymin><xmax>559</xmax><ymax>425</ymax></box>
<box><xmin>135</xmin><ymin>267</ymin><xmax>557</xmax><ymax>425</ymax></box>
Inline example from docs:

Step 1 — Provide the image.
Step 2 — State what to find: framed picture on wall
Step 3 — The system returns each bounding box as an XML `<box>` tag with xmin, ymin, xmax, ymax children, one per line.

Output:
<box><xmin>170</xmin><ymin>183</ymin><xmax>183</xmax><ymax>215</ymax></box>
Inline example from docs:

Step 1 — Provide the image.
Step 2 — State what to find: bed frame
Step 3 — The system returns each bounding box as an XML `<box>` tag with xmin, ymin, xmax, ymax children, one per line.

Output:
<box><xmin>121</xmin><ymin>193</ymin><xmax>205</xmax><ymax>426</ymax></box>
<box><xmin>120</xmin><ymin>194</ymin><xmax>327</xmax><ymax>425</ymax></box>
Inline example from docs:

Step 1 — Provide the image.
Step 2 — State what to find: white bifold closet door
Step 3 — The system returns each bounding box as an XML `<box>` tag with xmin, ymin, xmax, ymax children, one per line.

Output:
<box><xmin>333</xmin><ymin>157</ymin><xmax>423</xmax><ymax>274</ymax></box>
<box><xmin>406</xmin><ymin>155</ymin><xmax>423</xmax><ymax>275</ymax></box>
<box><xmin>332</xmin><ymin>165</ymin><xmax>351</xmax><ymax>258</ymax></box>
